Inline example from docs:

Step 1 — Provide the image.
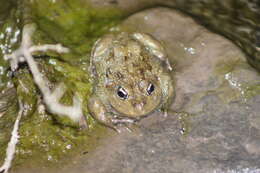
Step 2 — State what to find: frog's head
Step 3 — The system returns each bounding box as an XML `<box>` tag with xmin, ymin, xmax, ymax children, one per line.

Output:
<box><xmin>92</xmin><ymin>32</ymin><xmax>171</xmax><ymax>117</ymax></box>
<box><xmin>107</xmin><ymin>77</ymin><xmax>163</xmax><ymax>117</ymax></box>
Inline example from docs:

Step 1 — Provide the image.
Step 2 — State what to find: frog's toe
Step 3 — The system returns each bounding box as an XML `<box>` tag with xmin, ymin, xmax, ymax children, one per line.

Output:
<box><xmin>166</xmin><ymin>59</ymin><xmax>173</xmax><ymax>71</ymax></box>
<box><xmin>111</xmin><ymin>117</ymin><xmax>137</xmax><ymax>125</ymax></box>
<box><xmin>113</xmin><ymin>124</ymin><xmax>134</xmax><ymax>133</ymax></box>
<box><xmin>123</xmin><ymin>124</ymin><xmax>134</xmax><ymax>132</ymax></box>
<box><xmin>113</xmin><ymin>126</ymin><xmax>122</xmax><ymax>133</ymax></box>
<box><xmin>163</xmin><ymin>110</ymin><xmax>168</xmax><ymax>118</ymax></box>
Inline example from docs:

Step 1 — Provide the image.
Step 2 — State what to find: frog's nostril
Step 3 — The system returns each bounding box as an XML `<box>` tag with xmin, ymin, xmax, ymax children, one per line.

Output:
<box><xmin>133</xmin><ymin>102</ymin><xmax>145</xmax><ymax>110</ymax></box>
<box><xmin>136</xmin><ymin>104</ymin><xmax>143</xmax><ymax>110</ymax></box>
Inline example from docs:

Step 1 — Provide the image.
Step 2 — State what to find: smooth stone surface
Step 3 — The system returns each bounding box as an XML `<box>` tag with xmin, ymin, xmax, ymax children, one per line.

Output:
<box><xmin>58</xmin><ymin>8</ymin><xmax>260</xmax><ymax>173</ymax></box>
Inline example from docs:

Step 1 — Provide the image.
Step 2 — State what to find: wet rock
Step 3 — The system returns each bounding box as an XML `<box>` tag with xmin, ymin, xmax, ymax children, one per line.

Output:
<box><xmin>90</xmin><ymin>0</ymin><xmax>260</xmax><ymax>71</ymax></box>
<box><xmin>61</xmin><ymin>8</ymin><xmax>260</xmax><ymax>173</ymax></box>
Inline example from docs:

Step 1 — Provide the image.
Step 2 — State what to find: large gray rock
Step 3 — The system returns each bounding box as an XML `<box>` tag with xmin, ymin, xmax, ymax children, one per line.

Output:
<box><xmin>90</xmin><ymin>0</ymin><xmax>260</xmax><ymax>71</ymax></box>
<box><xmin>60</xmin><ymin>8</ymin><xmax>260</xmax><ymax>173</ymax></box>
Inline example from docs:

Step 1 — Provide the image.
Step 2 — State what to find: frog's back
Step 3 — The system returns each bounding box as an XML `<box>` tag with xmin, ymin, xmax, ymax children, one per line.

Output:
<box><xmin>90</xmin><ymin>33</ymin><xmax>158</xmax><ymax>78</ymax></box>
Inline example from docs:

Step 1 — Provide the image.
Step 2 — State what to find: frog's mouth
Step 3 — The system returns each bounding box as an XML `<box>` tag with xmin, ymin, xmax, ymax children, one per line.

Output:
<box><xmin>109</xmin><ymin>95</ymin><xmax>163</xmax><ymax>118</ymax></box>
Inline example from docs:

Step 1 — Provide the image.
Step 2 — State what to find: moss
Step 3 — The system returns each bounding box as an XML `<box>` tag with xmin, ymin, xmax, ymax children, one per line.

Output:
<box><xmin>0</xmin><ymin>5</ymin><xmax>22</xmax><ymax>90</ymax></box>
<box><xmin>0</xmin><ymin>55</ymin><xmax>108</xmax><ymax>170</ymax></box>
<box><xmin>26</xmin><ymin>0</ymin><xmax>123</xmax><ymax>63</ymax></box>
<box><xmin>214</xmin><ymin>58</ymin><xmax>260</xmax><ymax>102</ymax></box>
<box><xmin>0</xmin><ymin>0</ymin><xmax>124</xmax><ymax>169</ymax></box>
<box><xmin>41</xmin><ymin>58</ymin><xmax>92</xmax><ymax>127</ymax></box>
<box><xmin>244</xmin><ymin>84</ymin><xmax>260</xmax><ymax>100</ymax></box>
<box><xmin>13</xmin><ymin>109</ymin><xmax>109</xmax><ymax>170</ymax></box>
<box><xmin>0</xmin><ymin>101</ymin><xmax>18</xmax><ymax>163</ymax></box>
<box><xmin>214</xmin><ymin>58</ymin><xmax>247</xmax><ymax>75</ymax></box>
<box><xmin>13</xmin><ymin>69</ymin><xmax>38</xmax><ymax>117</ymax></box>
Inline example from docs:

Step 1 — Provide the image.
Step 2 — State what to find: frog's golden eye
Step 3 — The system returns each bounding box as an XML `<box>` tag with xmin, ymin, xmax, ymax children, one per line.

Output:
<box><xmin>117</xmin><ymin>86</ymin><xmax>128</xmax><ymax>100</ymax></box>
<box><xmin>147</xmin><ymin>83</ymin><xmax>155</xmax><ymax>95</ymax></box>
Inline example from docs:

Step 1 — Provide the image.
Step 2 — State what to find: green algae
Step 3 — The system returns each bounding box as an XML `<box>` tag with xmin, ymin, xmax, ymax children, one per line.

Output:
<box><xmin>214</xmin><ymin>58</ymin><xmax>260</xmax><ymax>103</ymax></box>
<box><xmin>26</xmin><ymin>0</ymin><xmax>123</xmax><ymax>63</ymax></box>
<box><xmin>244</xmin><ymin>83</ymin><xmax>260</xmax><ymax>100</ymax></box>
<box><xmin>0</xmin><ymin>56</ymin><xmax>106</xmax><ymax>170</ymax></box>
<box><xmin>0</xmin><ymin>4</ymin><xmax>22</xmax><ymax>91</ymax></box>
<box><xmin>0</xmin><ymin>96</ymin><xmax>18</xmax><ymax>163</ymax></box>
<box><xmin>13</xmin><ymin>110</ymin><xmax>109</xmax><ymax>171</ymax></box>
<box><xmin>37</xmin><ymin>57</ymin><xmax>93</xmax><ymax>127</ymax></box>
<box><xmin>13</xmin><ymin>69</ymin><xmax>38</xmax><ymax>117</ymax></box>
<box><xmin>0</xmin><ymin>0</ymin><xmax>124</xmax><ymax>170</ymax></box>
<box><xmin>0</xmin><ymin>0</ymin><xmax>15</xmax><ymax>22</ymax></box>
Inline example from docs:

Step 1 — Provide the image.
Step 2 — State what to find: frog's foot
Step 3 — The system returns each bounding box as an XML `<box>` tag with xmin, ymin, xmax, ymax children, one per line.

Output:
<box><xmin>111</xmin><ymin>116</ymin><xmax>138</xmax><ymax>125</ymax></box>
<box><xmin>112</xmin><ymin>123</ymin><xmax>134</xmax><ymax>133</ymax></box>
<box><xmin>159</xmin><ymin>107</ymin><xmax>169</xmax><ymax>118</ymax></box>
<box><xmin>109</xmin><ymin>116</ymin><xmax>138</xmax><ymax>133</ymax></box>
<box><xmin>163</xmin><ymin>110</ymin><xmax>168</xmax><ymax>118</ymax></box>
<box><xmin>165</xmin><ymin>59</ymin><xmax>173</xmax><ymax>71</ymax></box>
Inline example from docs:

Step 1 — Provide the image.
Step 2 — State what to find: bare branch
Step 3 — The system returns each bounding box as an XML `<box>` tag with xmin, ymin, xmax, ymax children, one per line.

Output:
<box><xmin>0</xmin><ymin>100</ymin><xmax>23</xmax><ymax>173</ymax></box>
<box><xmin>4</xmin><ymin>23</ymin><xmax>85</xmax><ymax>124</ymax></box>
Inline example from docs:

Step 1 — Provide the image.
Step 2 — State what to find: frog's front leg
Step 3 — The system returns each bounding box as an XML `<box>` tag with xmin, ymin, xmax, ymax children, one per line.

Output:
<box><xmin>132</xmin><ymin>33</ymin><xmax>172</xmax><ymax>71</ymax></box>
<box><xmin>88</xmin><ymin>95</ymin><xmax>137</xmax><ymax>132</ymax></box>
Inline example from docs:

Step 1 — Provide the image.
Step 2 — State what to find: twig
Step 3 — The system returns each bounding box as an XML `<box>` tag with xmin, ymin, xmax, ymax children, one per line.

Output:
<box><xmin>4</xmin><ymin>24</ymin><xmax>85</xmax><ymax>124</ymax></box>
<box><xmin>0</xmin><ymin>100</ymin><xmax>23</xmax><ymax>173</ymax></box>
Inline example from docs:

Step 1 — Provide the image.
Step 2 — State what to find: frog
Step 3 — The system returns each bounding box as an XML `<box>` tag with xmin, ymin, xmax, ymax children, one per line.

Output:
<box><xmin>88</xmin><ymin>32</ymin><xmax>174</xmax><ymax>131</ymax></box>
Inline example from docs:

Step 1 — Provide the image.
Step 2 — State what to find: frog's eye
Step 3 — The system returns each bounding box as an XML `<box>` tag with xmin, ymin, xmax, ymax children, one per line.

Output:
<box><xmin>117</xmin><ymin>86</ymin><xmax>128</xmax><ymax>100</ymax></box>
<box><xmin>147</xmin><ymin>83</ymin><xmax>155</xmax><ymax>95</ymax></box>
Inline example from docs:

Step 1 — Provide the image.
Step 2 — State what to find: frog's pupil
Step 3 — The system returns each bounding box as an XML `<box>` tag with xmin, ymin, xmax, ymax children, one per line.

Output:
<box><xmin>117</xmin><ymin>87</ymin><xmax>128</xmax><ymax>99</ymax></box>
<box><xmin>147</xmin><ymin>83</ymin><xmax>155</xmax><ymax>95</ymax></box>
